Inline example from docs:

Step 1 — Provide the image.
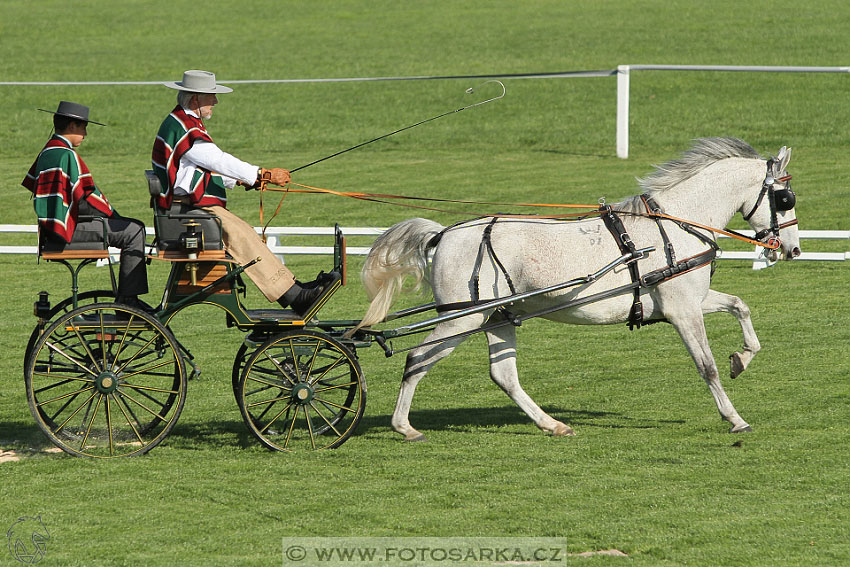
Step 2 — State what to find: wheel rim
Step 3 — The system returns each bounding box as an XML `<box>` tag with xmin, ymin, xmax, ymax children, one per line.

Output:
<box><xmin>238</xmin><ymin>330</ymin><xmax>365</xmax><ymax>452</ymax></box>
<box><xmin>25</xmin><ymin>303</ymin><xmax>186</xmax><ymax>458</ymax></box>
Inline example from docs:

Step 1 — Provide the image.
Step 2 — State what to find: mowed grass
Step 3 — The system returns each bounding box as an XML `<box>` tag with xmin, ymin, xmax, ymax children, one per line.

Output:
<box><xmin>1</xmin><ymin>1</ymin><xmax>849</xmax><ymax>566</ymax></box>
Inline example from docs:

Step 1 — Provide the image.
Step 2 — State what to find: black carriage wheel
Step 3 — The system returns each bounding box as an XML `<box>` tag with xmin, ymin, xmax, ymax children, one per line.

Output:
<box><xmin>25</xmin><ymin>292</ymin><xmax>159</xmax><ymax>429</ymax></box>
<box><xmin>237</xmin><ymin>330</ymin><xmax>366</xmax><ymax>452</ymax></box>
<box><xmin>25</xmin><ymin>303</ymin><xmax>186</xmax><ymax>458</ymax></box>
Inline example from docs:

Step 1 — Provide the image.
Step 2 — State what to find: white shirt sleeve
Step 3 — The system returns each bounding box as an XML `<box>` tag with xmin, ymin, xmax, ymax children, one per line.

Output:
<box><xmin>174</xmin><ymin>141</ymin><xmax>260</xmax><ymax>192</ymax></box>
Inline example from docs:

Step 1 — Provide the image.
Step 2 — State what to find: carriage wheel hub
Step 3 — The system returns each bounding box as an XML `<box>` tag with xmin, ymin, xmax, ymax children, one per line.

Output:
<box><xmin>96</xmin><ymin>371</ymin><xmax>119</xmax><ymax>393</ymax></box>
<box><xmin>291</xmin><ymin>383</ymin><xmax>314</xmax><ymax>405</ymax></box>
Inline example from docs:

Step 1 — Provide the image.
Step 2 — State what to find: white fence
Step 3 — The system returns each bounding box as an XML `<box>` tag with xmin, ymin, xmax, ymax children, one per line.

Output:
<box><xmin>2</xmin><ymin>225</ymin><xmax>847</xmax><ymax>270</ymax></box>
<box><xmin>0</xmin><ymin>225</ymin><xmax>379</xmax><ymax>259</ymax></box>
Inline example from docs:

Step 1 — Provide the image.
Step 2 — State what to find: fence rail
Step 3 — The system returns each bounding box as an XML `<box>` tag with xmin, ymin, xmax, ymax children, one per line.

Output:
<box><xmin>6</xmin><ymin>65</ymin><xmax>847</xmax><ymax>158</ymax></box>
<box><xmin>2</xmin><ymin>225</ymin><xmax>847</xmax><ymax>269</ymax></box>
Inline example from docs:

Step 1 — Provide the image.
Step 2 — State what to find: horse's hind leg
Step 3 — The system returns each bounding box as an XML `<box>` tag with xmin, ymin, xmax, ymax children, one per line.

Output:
<box><xmin>701</xmin><ymin>289</ymin><xmax>761</xmax><ymax>378</ymax></box>
<box><xmin>391</xmin><ymin>321</ymin><xmax>475</xmax><ymax>442</ymax></box>
<box><xmin>668</xmin><ymin>307</ymin><xmax>752</xmax><ymax>433</ymax></box>
<box><xmin>486</xmin><ymin>313</ymin><xmax>574</xmax><ymax>436</ymax></box>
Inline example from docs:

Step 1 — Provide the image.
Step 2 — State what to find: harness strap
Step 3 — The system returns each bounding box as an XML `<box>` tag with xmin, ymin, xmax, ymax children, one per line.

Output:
<box><xmin>642</xmin><ymin>195</ymin><xmax>676</xmax><ymax>265</ymax></box>
<box><xmin>640</xmin><ymin>193</ymin><xmax>718</xmax><ymax>287</ymax></box>
<box><xmin>470</xmin><ymin>217</ymin><xmax>516</xmax><ymax>304</ymax></box>
<box><xmin>485</xmin><ymin>220</ymin><xmax>517</xmax><ymax>296</ymax></box>
<box><xmin>599</xmin><ymin>205</ymin><xmax>644</xmax><ymax>330</ymax></box>
<box><xmin>434</xmin><ymin>199</ymin><xmax>720</xmax><ymax>322</ymax></box>
<box><xmin>640</xmin><ymin>248</ymin><xmax>716</xmax><ymax>287</ymax></box>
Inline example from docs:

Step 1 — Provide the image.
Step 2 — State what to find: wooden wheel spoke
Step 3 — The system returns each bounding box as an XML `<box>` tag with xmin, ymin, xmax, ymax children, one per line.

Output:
<box><xmin>308</xmin><ymin>401</ymin><xmax>342</xmax><ymax>438</ymax></box>
<box><xmin>53</xmin><ymin>390</ymin><xmax>98</xmax><ymax>434</ymax></box>
<box><xmin>44</xmin><ymin>341</ymin><xmax>98</xmax><ymax>377</ymax></box>
<box><xmin>117</xmin><ymin>389</ymin><xmax>170</xmax><ymax>421</ymax></box>
<box><xmin>283</xmin><ymin>405</ymin><xmax>300</xmax><ymax>448</ymax></box>
<box><xmin>307</xmin><ymin>355</ymin><xmax>346</xmax><ymax>386</ymax></box>
<box><xmin>111</xmin><ymin>393</ymin><xmax>145</xmax><ymax>445</ymax></box>
<box><xmin>314</xmin><ymin>380</ymin><xmax>358</xmax><ymax>394</ymax></box>
<box><xmin>79</xmin><ymin>394</ymin><xmax>104</xmax><ymax>451</ymax></box>
<box><xmin>312</xmin><ymin>396</ymin><xmax>356</xmax><ymax>414</ymax></box>
<box><xmin>32</xmin><ymin>374</ymin><xmax>93</xmax><ymax>392</ymax></box>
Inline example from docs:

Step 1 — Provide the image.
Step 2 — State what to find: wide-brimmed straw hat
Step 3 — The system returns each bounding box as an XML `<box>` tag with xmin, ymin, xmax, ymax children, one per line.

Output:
<box><xmin>164</xmin><ymin>70</ymin><xmax>233</xmax><ymax>94</ymax></box>
<box><xmin>38</xmin><ymin>101</ymin><xmax>106</xmax><ymax>126</ymax></box>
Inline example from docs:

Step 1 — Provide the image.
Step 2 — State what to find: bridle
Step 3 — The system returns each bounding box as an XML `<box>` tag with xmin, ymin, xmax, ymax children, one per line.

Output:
<box><xmin>742</xmin><ymin>158</ymin><xmax>798</xmax><ymax>249</ymax></box>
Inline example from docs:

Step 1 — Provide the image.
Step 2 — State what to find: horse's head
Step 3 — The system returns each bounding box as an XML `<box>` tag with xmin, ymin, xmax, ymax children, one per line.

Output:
<box><xmin>742</xmin><ymin>146</ymin><xmax>800</xmax><ymax>261</ymax></box>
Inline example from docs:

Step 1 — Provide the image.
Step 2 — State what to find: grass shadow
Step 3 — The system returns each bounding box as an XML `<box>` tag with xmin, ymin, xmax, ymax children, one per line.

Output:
<box><xmin>4</xmin><ymin>405</ymin><xmax>689</xmax><ymax>455</ymax></box>
<box><xmin>353</xmin><ymin>405</ymin><xmax>686</xmax><ymax>435</ymax></box>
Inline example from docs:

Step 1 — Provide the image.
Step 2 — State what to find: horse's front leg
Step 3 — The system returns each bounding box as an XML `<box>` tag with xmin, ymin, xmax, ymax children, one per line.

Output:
<box><xmin>701</xmin><ymin>289</ymin><xmax>761</xmax><ymax>378</ymax></box>
<box><xmin>667</xmin><ymin>307</ymin><xmax>752</xmax><ymax>433</ymax></box>
<box><xmin>485</xmin><ymin>313</ymin><xmax>574</xmax><ymax>436</ymax></box>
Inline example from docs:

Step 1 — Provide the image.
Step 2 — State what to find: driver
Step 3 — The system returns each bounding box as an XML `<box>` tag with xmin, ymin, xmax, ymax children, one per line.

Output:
<box><xmin>151</xmin><ymin>70</ymin><xmax>329</xmax><ymax>315</ymax></box>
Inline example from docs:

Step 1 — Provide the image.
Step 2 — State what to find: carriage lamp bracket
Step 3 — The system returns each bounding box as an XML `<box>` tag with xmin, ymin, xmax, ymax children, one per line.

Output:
<box><xmin>34</xmin><ymin>290</ymin><xmax>51</xmax><ymax>321</ymax></box>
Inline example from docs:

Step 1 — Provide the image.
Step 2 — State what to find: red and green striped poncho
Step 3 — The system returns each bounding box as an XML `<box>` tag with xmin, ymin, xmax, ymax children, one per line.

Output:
<box><xmin>151</xmin><ymin>106</ymin><xmax>228</xmax><ymax>209</ymax></box>
<box><xmin>21</xmin><ymin>134</ymin><xmax>114</xmax><ymax>243</ymax></box>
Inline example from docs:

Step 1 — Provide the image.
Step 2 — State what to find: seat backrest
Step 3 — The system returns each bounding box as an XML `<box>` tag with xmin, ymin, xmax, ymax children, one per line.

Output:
<box><xmin>39</xmin><ymin>217</ymin><xmax>108</xmax><ymax>254</ymax></box>
<box><xmin>146</xmin><ymin>170</ymin><xmax>223</xmax><ymax>252</ymax></box>
<box><xmin>145</xmin><ymin>169</ymin><xmax>162</xmax><ymax>199</ymax></box>
<box><xmin>153</xmin><ymin>209</ymin><xmax>223</xmax><ymax>252</ymax></box>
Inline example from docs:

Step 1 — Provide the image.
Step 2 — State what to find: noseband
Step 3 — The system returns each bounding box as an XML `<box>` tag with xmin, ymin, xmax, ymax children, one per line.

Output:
<box><xmin>743</xmin><ymin>159</ymin><xmax>798</xmax><ymax>247</ymax></box>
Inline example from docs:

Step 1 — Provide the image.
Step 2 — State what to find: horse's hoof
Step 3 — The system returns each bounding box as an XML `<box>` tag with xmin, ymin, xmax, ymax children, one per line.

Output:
<box><xmin>730</xmin><ymin>424</ymin><xmax>753</xmax><ymax>433</ymax></box>
<box><xmin>729</xmin><ymin>353</ymin><xmax>746</xmax><ymax>379</ymax></box>
<box><xmin>404</xmin><ymin>432</ymin><xmax>428</xmax><ymax>442</ymax></box>
<box><xmin>552</xmin><ymin>423</ymin><xmax>576</xmax><ymax>437</ymax></box>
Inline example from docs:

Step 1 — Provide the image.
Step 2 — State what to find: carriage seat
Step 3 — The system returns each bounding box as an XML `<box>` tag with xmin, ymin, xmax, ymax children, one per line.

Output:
<box><xmin>145</xmin><ymin>170</ymin><xmax>223</xmax><ymax>254</ymax></box>
<box><xmin>39</xmin><ymin>217</ymin><xmax>110</xmax><ymax>260</ymax></box>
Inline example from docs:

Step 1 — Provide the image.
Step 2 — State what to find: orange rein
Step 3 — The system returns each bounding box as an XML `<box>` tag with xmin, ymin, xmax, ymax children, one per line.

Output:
<box><xmin>258</xmin><ymin>182</ymin><xmax>783</xmax><ymax>250</ymax></box>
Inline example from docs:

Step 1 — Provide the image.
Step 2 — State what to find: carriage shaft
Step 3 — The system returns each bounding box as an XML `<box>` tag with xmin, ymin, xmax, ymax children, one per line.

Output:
<box><xmin>382</xmin><ymin>246</ymin><xmax>654</xmax><ymax>338</ymax></box>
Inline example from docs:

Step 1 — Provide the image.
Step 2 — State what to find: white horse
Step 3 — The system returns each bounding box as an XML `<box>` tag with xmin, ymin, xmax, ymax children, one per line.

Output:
<box><xmin>355</xmin><ymin>138</ymin><xmax>800</xmax><ymax>441</ymax></box>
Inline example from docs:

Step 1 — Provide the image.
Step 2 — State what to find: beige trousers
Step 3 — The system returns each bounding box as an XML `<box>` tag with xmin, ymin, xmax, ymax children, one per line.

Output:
<box><xmin>202</xmin><ymin>205</ymin><xmax>295</xmax><ymax>302</ymax></box>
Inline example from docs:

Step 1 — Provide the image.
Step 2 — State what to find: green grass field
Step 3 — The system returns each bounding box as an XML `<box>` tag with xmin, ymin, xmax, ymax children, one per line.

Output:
<box><xmin>1</xmin><ymin>1</ymin><xmax>849</xmax><ymax>565</ymax></box>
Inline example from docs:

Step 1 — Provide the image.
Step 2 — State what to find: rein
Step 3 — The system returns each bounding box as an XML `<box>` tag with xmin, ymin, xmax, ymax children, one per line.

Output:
<box><xmin>257</xmin><ymin>182</ymin><xmax>785</xmax><ymax>250</ymax></box>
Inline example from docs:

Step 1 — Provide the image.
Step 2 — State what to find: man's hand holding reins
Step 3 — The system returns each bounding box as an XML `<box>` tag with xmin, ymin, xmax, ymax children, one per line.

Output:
<box><xmin>265</xmin><ymin>168</ymin><xmax>290</xmax><ymax>186</ymax></box>
<box><xmin>241</xmin><ymin>167</ymin><xmax>290</xmax><ymax>190</ymax></box>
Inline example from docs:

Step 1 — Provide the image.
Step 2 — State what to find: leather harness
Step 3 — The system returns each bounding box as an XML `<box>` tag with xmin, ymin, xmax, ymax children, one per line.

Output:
<box><xmin>602</xmin><ymin>195</ymin><xmax>718</xmax><ymax>329</ymax></box>
<box><xmin>435</xmin><ymin>195</ymin><xmax>719</xmax><ymax>330</ymax></box>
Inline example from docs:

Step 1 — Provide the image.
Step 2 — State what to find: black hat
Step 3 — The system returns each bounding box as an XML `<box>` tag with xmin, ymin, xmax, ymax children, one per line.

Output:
<box><xmin>38</xmin><ymin>101</ymin><xmax>106</xmax><ymax>126</ymax></box>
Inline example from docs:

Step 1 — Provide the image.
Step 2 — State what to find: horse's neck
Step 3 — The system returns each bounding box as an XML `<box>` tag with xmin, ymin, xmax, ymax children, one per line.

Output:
<box><xmin>649</xmin><ymin>159</ymin><xmax>763</xmax><ymax>228</ymax></box>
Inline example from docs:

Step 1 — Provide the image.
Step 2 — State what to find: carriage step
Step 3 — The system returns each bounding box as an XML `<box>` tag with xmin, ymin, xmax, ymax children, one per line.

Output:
<box><xmin>242</xmin><ymin>308</ymin><xmax>305</xmax><ymax>323</ymax></box>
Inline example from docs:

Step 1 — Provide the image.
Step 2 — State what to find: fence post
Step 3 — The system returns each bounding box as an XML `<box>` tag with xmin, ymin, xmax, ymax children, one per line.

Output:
<box><xmin>616</xmin><ymin>65</ymin><xmax>630</xmax><ymax>159</ymax></box>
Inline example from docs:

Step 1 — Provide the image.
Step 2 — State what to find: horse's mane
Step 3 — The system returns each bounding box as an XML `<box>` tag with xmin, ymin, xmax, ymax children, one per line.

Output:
<box><xmin>637</xmin><ymin>137</ymin><xmax>763</xmax><ymax>195</ymax></box>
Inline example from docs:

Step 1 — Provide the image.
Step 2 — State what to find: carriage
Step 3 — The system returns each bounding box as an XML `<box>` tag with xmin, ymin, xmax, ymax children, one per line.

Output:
<box><xmin>24</xmin><ymin>172</ymin><xmax>368</xmax><ymax>458</ymax></box>
<box><xmin>23</xmin><ymin>138</ymin><xmax>800</xmax><ymax>458</ymax></box>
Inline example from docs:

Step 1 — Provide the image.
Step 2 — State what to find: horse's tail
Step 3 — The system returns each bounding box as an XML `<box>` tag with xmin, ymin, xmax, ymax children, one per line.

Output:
<box><xmin>348</xmin><ymin>218</ymin><xmax>445</xmax><ymax>335</ymax></box>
